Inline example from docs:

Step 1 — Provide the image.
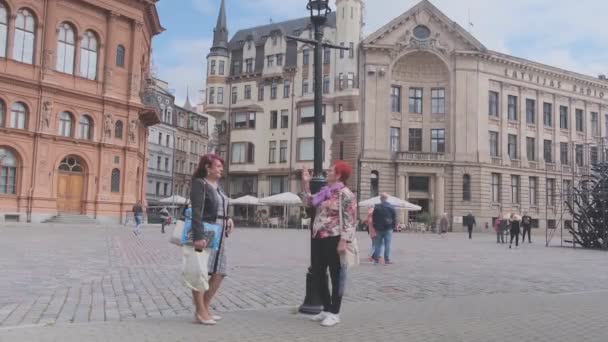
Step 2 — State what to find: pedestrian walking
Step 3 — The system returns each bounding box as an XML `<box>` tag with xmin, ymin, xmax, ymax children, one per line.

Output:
<box><xmin>521</xmin><ymin>212</ymin><xmax>532</xmax><ymax>243</ymax></box>
<box><xmin>464</xmin><ymin>212</ymin><xmax>476</xmax><ymax>239</ymax></box>
<box><xmin>509</xmin><ymin>214</ymin><xmax>521</xmax><ymax>248</ymax></box>
<box><xmin>372</xmin><ymin>193</ymin><xmax>396</xmax><ymax>264</ymax></box>
<box><xmin>439</xmin><ymin>213</ymin><xmax>449</xmax><ymax>237</ymax></box>
<box><xmin>365</xmin><ymin>208</ymin><xmax>384</xmax><ymax>263</ymax></box>
<box><xmin>160</xmin><ymin>206</ymin><xmax>170</xmax><ymax>234</ymax></box>
<box><xmin>301</xmin><ymin>161</ymin><xmax>357</xmax><ymax>327</ymax></box>
<box><xmin>189</xmin><ymin>154</ymin><xmax>234</xmax><ymax>325</ymax></box>
<box><xmin>132</xmin><ymin>201</ymin><xmax>144</xmax><ymax>235</ymax></box>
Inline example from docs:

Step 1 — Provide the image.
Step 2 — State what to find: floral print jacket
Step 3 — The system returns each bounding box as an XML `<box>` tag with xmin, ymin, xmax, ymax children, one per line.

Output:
<box><xmin>301</xmin><ymin>186</ymin><xmax>357</xmax><ymax>241</ymax></box>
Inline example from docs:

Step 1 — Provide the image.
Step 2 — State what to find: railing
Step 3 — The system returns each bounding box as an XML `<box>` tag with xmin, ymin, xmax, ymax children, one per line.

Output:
<box><xmin>395</xmin><ymin>152</ymin><xmax>445</xmax><ymax>161</ymax></box>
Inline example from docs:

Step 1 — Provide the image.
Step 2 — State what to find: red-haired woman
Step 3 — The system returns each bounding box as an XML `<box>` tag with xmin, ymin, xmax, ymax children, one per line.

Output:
<box><xmin>189</xmin><ymin>154</ymin><xmax>234</xmax><ymax>325</ymax></box>
<box><xmin>300</xmin><ymin>161</ymin><xmax>357</xmax><ymax>327</ymax></box>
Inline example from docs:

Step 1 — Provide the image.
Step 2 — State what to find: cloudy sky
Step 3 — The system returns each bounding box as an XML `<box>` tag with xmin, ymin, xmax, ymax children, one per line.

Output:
<box><xmin>153</xmin><ymin>0</ymin><xmax>608</xmax><ymax>106</ymax></box>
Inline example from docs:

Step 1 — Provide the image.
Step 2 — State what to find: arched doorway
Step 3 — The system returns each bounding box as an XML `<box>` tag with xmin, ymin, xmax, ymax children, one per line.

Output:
<box><xmin>56</xmin><ymin>156</ymin><xmax>86</xmax><ymax>213</ymax></box>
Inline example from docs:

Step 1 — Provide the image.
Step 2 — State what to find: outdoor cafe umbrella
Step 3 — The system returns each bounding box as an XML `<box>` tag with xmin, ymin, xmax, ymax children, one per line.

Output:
<box><xmin>159</xmin><ymin>195</ymin><xmax>187</xmax><ymax>205</ymax></box>
<box><xmin>358</xmin><ymin>195</ymin><xmax>422</xmax><ymax>211</ymax></box>
<box><xmin>229</xmin><ymin>195</ymin><xmax>261</xmax><ymax>223</ymax></box>
<box><xmin>259</xmin><ymin>192</ymin><xmax>303</xmax><ymax>227</ymax></box>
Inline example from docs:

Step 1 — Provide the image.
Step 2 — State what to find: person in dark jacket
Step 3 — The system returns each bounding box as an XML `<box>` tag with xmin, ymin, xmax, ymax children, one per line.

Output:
<box><xmin>521</xmin><ymin>213</ymin><xmax>533</xmax><ymax>243</ymax></box>
<box><xmin>372</xmin><ymin>193</ymin><xmax>396</xmax><ymax>264</ymax></box>
<box><xmin>509</xmin><ymin>214</ymin><xmax>521</xmax><ymax>248</ymax></box>
<box><xmin>464</xmin><ymin>212</ymin><xmax>476</xmax><ymax>239</ymax></box>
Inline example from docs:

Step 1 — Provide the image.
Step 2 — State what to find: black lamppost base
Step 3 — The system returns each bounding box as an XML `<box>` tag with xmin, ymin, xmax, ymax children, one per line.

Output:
<box><xmin>298</xmin><ymin>267</ymin><xmax>324</xmax><ymax>315</ymax></box>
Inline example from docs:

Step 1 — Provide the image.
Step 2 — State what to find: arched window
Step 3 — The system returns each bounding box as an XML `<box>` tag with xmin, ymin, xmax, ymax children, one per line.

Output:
<box><xmin>79</xmin><ymin>30</ymin><xmax>97</xmax><ymax>80</ymax></box>
<box><xmin>370</xmin><ymin>170</ymin><xmax>379</xmax><ymax>197</ymax></box>
<box><xmin>115</xmin><ymin>120</ymin><xmax>123</xmax><ymax>138</ymax></box>
<box><xmin>0</xmin><ymin>100</ymin><xmax>5</xmax><ymax>127</ymax></box>
<box><xmin>13</xmin><ymin>8</ymin><xmax>36</xmax><ymax>64</ymax></box>
<box><xmin>116</xmin><ymin>45</ymin><xmax>125</xmax><ymax>67</ymax></box>
<box><xmin>0</xmin><ymin>3</ymin><xmax>8</xmax><ymax>58</ymax></box>
<box><xmin>58</xmin><ymin>111</ymin><xmax>73</xmax><ymax>137</ymax></box>
<box><xmin>111</xmin><ymin>168</ymin><xmax>120</xmax><ymax>193</ymax></box>
<box><xmin>58</xmin><ymin>156</ymin><xmax>84</xmax><ymax>172</ymax></box>
<box><xmin>0</xmin><ymin>147</ymin><xmax>17</xmax><ymax>194</ymax></box>
<box><xmin>10</xmin><ymin>102</ymin><xmax>27</xmax><ymax>129</ymax></box>
<box><xmin>78</xmin><ymin>115</ymin><xmax>92</xmax><ymax>140</ymax></box>
<box><xmin>56</xmin><ymin>22</ymin><xmax>75</xmax><ymax>74</ymax></box>
<box><xmin>463</xmin><ymin>174</ymin><xmax>472</xmax><ymax>201</ymax></box>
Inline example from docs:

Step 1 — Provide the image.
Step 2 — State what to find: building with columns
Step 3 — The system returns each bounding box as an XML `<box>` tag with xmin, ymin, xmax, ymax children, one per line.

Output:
<box><xmin>0</xmin><ymin>0</ymin><xmax>163</xmax><ymax>223</ymax></box>
<box><xmin>204</xmin><ymin>0</ymin><xmax>363</xmax><ymax>209</ymax></box>
<box><xmin>359</xmin><ymin>0</ymin><xmax>608</xmax><ymax>231</ymax></box>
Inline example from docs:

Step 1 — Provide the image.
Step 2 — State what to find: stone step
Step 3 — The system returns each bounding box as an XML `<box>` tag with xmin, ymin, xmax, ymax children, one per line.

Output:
<box><xmin>42</xmin><ymin>215</ymin><xmax>100</xmax><ymax>224</ymax></box>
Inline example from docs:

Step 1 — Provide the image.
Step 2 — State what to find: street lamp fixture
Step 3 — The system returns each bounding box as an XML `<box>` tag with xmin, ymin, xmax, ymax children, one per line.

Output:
<box><xmin>307</xmin><ymin>0</ymin><xmax>331</xmax><ymax>24</ymax></box>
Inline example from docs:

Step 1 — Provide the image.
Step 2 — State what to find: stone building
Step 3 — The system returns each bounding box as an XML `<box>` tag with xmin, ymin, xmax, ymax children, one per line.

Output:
<box><xmin>204</xmin><ymin>0</ymin><xmax>363</xmax><ymax>203</ymax></box>
<box><xmin>359</xmin><ymin>0</ymin><xmax>608</xmax><ymax>231</ymax></box>
<box><xmin>0</xmin><ymin>0</ymin><xmax>162</xmax><ymax>223</ymax></box>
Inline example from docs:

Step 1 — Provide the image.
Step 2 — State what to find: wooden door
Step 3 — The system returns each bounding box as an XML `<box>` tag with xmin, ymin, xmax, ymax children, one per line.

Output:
<box><xmin>57</xmin><ymin>173</ymin><xmax>84</xmax><ymax>213</ymax></box>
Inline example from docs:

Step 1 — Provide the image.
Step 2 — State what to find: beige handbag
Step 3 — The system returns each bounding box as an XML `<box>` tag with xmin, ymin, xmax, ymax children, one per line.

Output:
<box><xmin>339</xmin><ymin>192</ymin><xmax>360</xmax><ymax>268</ymax></box>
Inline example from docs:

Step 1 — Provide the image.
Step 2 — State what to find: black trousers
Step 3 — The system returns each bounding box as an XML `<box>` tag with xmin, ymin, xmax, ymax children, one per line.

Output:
<box><xmin>522</xmin><ymin>226</ymin><xmax>532</xmax><ymax>242</ymax></box>
<box><xmin>510</xmin><ymin>229</ymin><xmax>520</xmax><ymax>246</ymax></box>
<box><xmin>311</xmin><ymin>236</ymin><xmax>345</xmax><ymax>314</ymax></box>
<box><xmin>467</xmin><ymin>225</ymin><xmax>473</xmax><ymax>239</ymax></box>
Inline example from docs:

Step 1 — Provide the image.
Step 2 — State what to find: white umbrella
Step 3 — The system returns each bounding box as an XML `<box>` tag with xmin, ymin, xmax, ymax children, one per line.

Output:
<box><xmin>358</xmin><ymin>195</ymin><xmax>422</xmax><ymax>211</ymax></box>
<box><xmin>259</xmin><ymin>192</ymin><xmax>302</xmax><ymax>205</ymax></box>
<box><xmin>159</xmin><ymin>195</ymin><xmax>187</xmax><ymax>205</ymax></box>
<box><xmin>229</xmin><ymin>195</ymin><xmax>261</xmax><ymax>205</ymax></box>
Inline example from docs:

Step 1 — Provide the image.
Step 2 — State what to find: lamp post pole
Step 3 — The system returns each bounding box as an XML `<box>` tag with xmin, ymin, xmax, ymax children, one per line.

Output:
<box><xmin>287</xmin><ymin>0</ymin><xmax>349</xmax><ymax>315</ymax></box>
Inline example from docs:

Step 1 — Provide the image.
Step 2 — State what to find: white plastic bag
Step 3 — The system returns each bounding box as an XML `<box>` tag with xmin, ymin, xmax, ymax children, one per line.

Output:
<box><xmin>182</xmin><ymin>247</ymin><xmax>209</xmax><ymax>291</ymax></box>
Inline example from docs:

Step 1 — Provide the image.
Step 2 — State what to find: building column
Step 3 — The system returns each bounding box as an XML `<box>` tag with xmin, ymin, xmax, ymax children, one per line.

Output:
<box><xmin>398</xmin><ymin>173</ymin><xmax>406</xmax><ymax>224</ymax></box>
<box><xmin>435</xmin><ymin>173</ymin><xmax>445</xmax><ymax>219</ymax></box>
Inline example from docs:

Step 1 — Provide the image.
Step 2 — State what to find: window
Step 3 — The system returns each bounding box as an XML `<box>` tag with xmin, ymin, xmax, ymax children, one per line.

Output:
<box><xmin>391</xmin><ymin>86</ymin><xmax>401</xmax><ymax>113</ymax></box>
<box><xmin>233</xmin><ymin>112</ymin><xmax>256</xmax><ymax>129</ymax></box>
<box><xmin>463</xmin><ymin>174</ymin><xmax>471</xmax><ymax>201</ymax></box>
<box><xmin>276</xmin><ymin>54</ymin><xmax>283</xmax><ymax>66</ymax></box>
<box><xmin>591</xmin><ymin>146</ymin><xmax>598</xmax><ymax>164</ymax></box>
<box><xmin>560</xmin><ymin>142</ymin><xmax>569</xmax><ymax>165</ymax></box>
<box><xmin>218</xmin><ymin>144</ymin><xmax>227</xmax><ymax>160</ymax></box>
<box><xmin>270</xmin><ymin>176</ymin><xmax>288</xmax><ymax>195</ymax></box>
<box><xmin>109</xmin><ymin>169</ymin><xmax>120</xmax><ymax>192</ymax></box>
<box><xmin>489</xmin><ymin>91</ymin><xmax>499</xmax><ymax>117</ymax></box>
<box><xmin>409</xmin><ymin>128</ymin><xmax>422</xmax><ymax>152</ymax></box>
<box><xmin>208</xmin><ymin>87</ymin><xmax>215</xmax><ymax>104</ymax></box>
<box><xmin>563</xmin><ymin>180</ymin><xmax>572</xmax><ymax>205</ymax></box>
<box><xmin>323</xmin><ymin>75</ymin><xmax>330</xmax><ymax>94</ymax></box>
<box><xmin>280</xmin><ymin>110</ymin><xmax>288</xmax><ymax>128</ymax></box>
<box><xmin>0</xmin><ymin>100</ymin><xmax>4</xmax><ymax>127</ymax></box>
<box><xmin>299</xmin><ymin>105</ymin><xmax>326</xmax><ymax>124</ymax></box>
<box><xmin>165</xmin><ymin>157</ymin><xmax>170</xmax><ymax>171</ymax></box>
<box><xmin>79</xmin><ymin>31</ymin><xmax>98</xmax><ymax>80</ymax></box>
<box><xmin>339</xmin><ymin>141</ymin><xmax>344</xmax><ymax>160</ymax></box>
<box><xmin>155</xmin><ymin>182</ymin><xmax>160</xmax><ymax>195</ymax></box>
<box><xmin>158</xmin><ymin>132</ymin><xmax>162</xmax><ymax>145</ymax></box>
<box><xmin>219</xmin><ymin>61</ymin><xmax>225</xmax><ymax>75</ymax></box>
<box><xmin>270</xmin><ymin>111</ymin><xmax>278</xmax><ymax>129</ymax></box>
<box><xmin>231</xmin><ymin>142</ymin><xmax>255</xmax><ymax>164</ymax></box>
<box><xmin>560</xmin><ymin>106</ymin><xmax>568</xmax><ymax>129</ymax></box>
<box><xmin>340</xmin><ymin>42</ymin><xmax>345</xmax><ymax>59</ymax></box>
<box><xmin>258</xmin><ymin>84</ymin><xmax>264</xmax><ymax>101</ymax></box>
<box><xmin>210</xmin><ymin>60</ymin><xmax>216</xmax><ymax>75</ymax></box>
<box><xmin>217</xmin><ymin>87</ymin><xmax>224</xmax><ymax>104</ymax></box>
<box><xmin>302</xmin><ymin>49</ymin><xmax>310</xmax><ymax>65</ymax></box>
<box><xmin>244</xmin><ymin>85</ymin><xmax>251</xmax><ymax>100</ymax></box>
<box><xmin>529</xmin><ymin>177</ymin><xmax>538</xmax><ymax>205</ymax></box>
<box><xmin>526</xmin><ymin>137</ymin><xmax>536</xmax><ymax>161</ymax></box>
<box><xmin>116</xmin><ymin>45</ymin><xmax>125</xmax><ymax>67</ymax></box>
<box><xmin>546</xmin><ymin>178</ymin><xmax>556</xmax><ymax>206</ymax></box>
<box><xmin>491</xmin><ymin>173</ymin><xmax>501</xmax><ymax>202</ymax></box>
<box><xmin>526</xmin><ymin>99</ymin><xmax>535</xmax><ymax>124</ymax></box>
<box><xmin>591</xmin><ymin>112</ymin><xmax>599</xmax><ymax>136</ymax></box>
<box><xmin>507</xmin><ymin>95</ymin><xmax>517</xmax><ymax>121</ymax></box>
<box><xmin>323</xmin><ymin>47</ymin><xmax>330</xmax><ymax>64</ymax></box>
<box><xmin>56</xmin><ymin>23</ymin><xmax>75</xmax><ymax>74</ymax></box>
<box><xmin>431</xmin><ymin>88</ymin><xmax>445</xmax><ymax>114</ymax></box>
<box><xmin>270</xmin><ymin>81</ymin><xmax>277</xmax><ymax>99</ymax></box>
<box><xmin>9</xmin><ymin>102</ymin><xmax>27</xmax><ymax>129</ymax></box>
<box><xmin>232</xmin><ymin>60</ymin><xmax>241</xmax><ymax>75</ymax></box>
<box><xmin>0</xmin><ymin>3</ymin><xmax>7</xmax><ymax>57</ymax></box>
<box><xmin>409</xmin><ymin>176</ymin><xmax>429</xmax><ymax>192</ymax></box>
<box><xmin>347</xmin><ymin>72</ymin><xmax>355</xmax><ymax>88</ymax></box>
<box><xmin>166</xmin><ymin>135</ymin><xmax>170</xmax><ymax>148</ymax></box>
<box><xmin>283</xmin><ymin>80</ymin><xmax>290</xmax><ymax>98</ymax></box>
<box><xmin>431</xmin><ymin>129</ymin><xmax>445</xmax><ymax>153</ymax></box>
<box><xmin>111</xmin><ymin>121</ymin><xmax>123</xmax><ymax>140</ymax></box>
<box><xmin>370</xmin><ymin>171</ymin><xmax>379</xmax><ymax>197</ymax></box>
<box><xmin>489</xmin><ymin>131</ymin><xmax>499</xmax><ymax>157</ymax></box>
<box><xmin>349</xmin><ymin>42</ymin><xmax>354</xmax><ymax>58</ymax></box>
<box><xmin>544</xmin><ymin>140</ymin><xmax>552</xmax><ymax>163</ymax></box>
<box><xmin>0</xmin><ymin>148</ymin><xmax>17</xmax><ymax>194</ymax></box>
<box><xmin>575</xmin><ymin>144</ymin><xmax>583</xmax><ymax>166</ymax></box>
<box><xmin>390</xmin><ymin>127</ymin><xmax>400</xmax><ymax>153</ymax></box>
<box><xmin>298</xmin><ymin>138</ymin><xmax>325</xmax><ymax>161</ymax></box>
<box><xmin>269</xmin><ymin>141</ymin><xmax>276</xmax><ymax>163</ymax></box>
<box><xmin>279</xmin><ymin>140</ymin><xmax>287</xmax><ymax>162</ymax></box>
<box><xmin>409</xmin><ymin>88</ymin><xmax>423</xmax><ymax>114</ymax></box>
<box><xmin>163</xmin><ymin>183</ymin><xmax>168</xmax><ymax>196</ymax></box>
<box><xmin>78</xmin><ymin>116</ymin><xmax>92</xmax><ymax>140</ymax></box>
<box><xmin>575</xmin><ymin>109</ymin><xmax>584</xmax><ymax>132</ymax></box>
<box><xmin>338</xmin><ymin>104</ymin><xmax>344</xmax><ymax>123</ymax></box>
<box><xmin>508</xmin><ymin>134</ymin><xmax>518</xmax><ymax>159</ymax></box>
<box><xmin>302</xmin><ymin>79</ymin><xmax>309</xmax><ymax>95</ymax></box>
<box><xmin>511</xmin><ymin>175</ymin><xmax>520</xmax><ymax>204</ymax></box>
<box><xmin>13</xmin><ymin>9</ymin><xmax>35</xmax><ymax>64</ymax></box>
<box><xmin>543</xmin><ymin>103</ymin><xmax>552</xmax><ymax>127</ymax></box>
<box><xmin>245</xmin><ymin>58</ymin><xmax>253</xmax><ymax>73</ymax></box>
<box><xmin>231</xmin><ymin>86</ymin><xmax>237</xmax><ymax>104</ymax></box>
<box><xmin>58</xmin><ymin>112</ymin><xmax>73</xmax><ymax>137</ymax></box>
<box><xmin>267</xmin><ymin>55</ymin><xmax>274</xmax><ymax>67</ymax></box>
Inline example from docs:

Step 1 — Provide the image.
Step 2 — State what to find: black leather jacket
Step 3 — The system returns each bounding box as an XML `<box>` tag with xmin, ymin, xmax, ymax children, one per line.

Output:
<box><xmin>190</xmin><ymin>177</ymin><xmax>219</xmax><ymax>242</ymax></box>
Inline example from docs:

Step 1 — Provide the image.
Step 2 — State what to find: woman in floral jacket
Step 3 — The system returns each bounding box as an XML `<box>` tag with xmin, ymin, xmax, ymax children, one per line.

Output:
<box><xmin>300</xmin><ymin>161</ymin><xmax>356</xmax><ymax>327</ymax></box>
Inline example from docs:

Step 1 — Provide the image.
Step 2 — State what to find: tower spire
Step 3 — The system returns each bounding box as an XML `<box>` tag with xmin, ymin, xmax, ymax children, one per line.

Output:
<box><xmin>210</xmin><ymin>0</ymin><xmax>229</xmax><ymax>57</ymax></box>
<box><xmin>184</xmin><ymin>85</ymin><xmax>194</xmax><ymax>111</ymax></box>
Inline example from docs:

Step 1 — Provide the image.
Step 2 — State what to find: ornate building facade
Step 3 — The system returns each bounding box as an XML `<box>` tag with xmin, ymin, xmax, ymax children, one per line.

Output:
<box><xmin>359</xmin><ymin>0</ymin><xmax>608</xmax><ymax>231</ymax></box>
<box><xmin>0</xmin><ymin>0</ymin><xmax>163</xmax><ymax>223</ymax></box>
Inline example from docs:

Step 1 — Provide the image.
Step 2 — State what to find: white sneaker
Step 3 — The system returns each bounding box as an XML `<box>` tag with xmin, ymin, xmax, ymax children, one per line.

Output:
<box><xmin>321</xmin><ymin>313</ymin><xmax>340</xmax><ymax>327</ymax></box>
<box><xmin>310</xmin><ymin>311</ymin><xmax>330</xmax><ymax>322</ymax></box>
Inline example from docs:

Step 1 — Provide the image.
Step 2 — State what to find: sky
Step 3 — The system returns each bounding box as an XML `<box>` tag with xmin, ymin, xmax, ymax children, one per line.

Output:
<box><xmin>153</xmin><ymin>0</ymin><xmax>608</xmax><ymax>106</ymax></box>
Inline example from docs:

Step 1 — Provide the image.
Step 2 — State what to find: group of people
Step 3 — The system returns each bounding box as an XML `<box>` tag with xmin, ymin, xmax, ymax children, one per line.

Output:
<box><xmin>365</xmin><ymin>193</ymin><xmax>396</xmax><ymax>264</ymax></box>
<box><xmin>130</xmin><ymin>203</ymin><xmax>171</xmax><ymax>235</ymax></box>
<box><xmin>494</xmin><ymin>212</ymin><xmax>533</xmax><ymax>248</ymax></box>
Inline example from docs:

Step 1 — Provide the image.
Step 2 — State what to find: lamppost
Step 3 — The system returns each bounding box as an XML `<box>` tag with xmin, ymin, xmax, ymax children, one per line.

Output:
<box><xmin>287</xmin><ymin>0</ymin><xmax>349</xmax><ymax>315</ymax></box>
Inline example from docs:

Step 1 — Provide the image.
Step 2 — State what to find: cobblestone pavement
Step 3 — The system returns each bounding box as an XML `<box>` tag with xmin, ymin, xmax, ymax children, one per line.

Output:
<box><xmin>1</xmin><ymin>224</ymin><xmax>607</xmax><ymax>340</ymax></box>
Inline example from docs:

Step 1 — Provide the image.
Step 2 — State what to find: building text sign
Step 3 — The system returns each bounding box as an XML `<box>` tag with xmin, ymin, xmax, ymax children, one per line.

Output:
<box><xmin>504</xmin><ymin>68</ymin><xmax>605</xmax><ymax>100</ymax></box>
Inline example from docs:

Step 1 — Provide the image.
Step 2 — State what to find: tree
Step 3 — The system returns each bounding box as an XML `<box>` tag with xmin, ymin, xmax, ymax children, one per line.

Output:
<box><xmin>207</xmin><ymin>123</ymin><xmax>221</xmax><ymax>154</ymax></box>
<box><xmin>565</xmin><ymin>162</ymin><xmax>608</xmax><ymax>250</ymax></box>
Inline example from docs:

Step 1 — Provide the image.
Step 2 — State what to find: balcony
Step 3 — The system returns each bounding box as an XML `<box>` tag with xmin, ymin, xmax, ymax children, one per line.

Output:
<box><xmin>395</xmin><ymin>152</ymin><xmax>445</xmax><ymax>162</ymax></box>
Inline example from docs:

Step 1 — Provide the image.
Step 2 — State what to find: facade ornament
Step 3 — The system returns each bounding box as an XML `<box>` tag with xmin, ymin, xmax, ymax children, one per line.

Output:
<box><xmin>104</xmin><ymin>113</ymin><xmax>114</xmax><ymax>138</ymax></box>
<box><xmin>41</xmin><ymin>101</ymin><xmax>52</xmax><ymax>131</ymax></box>
<box><xmin>129</xmin><ymin>119</ymin><xmax>138</xmax><ymax>143</ymax></box>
